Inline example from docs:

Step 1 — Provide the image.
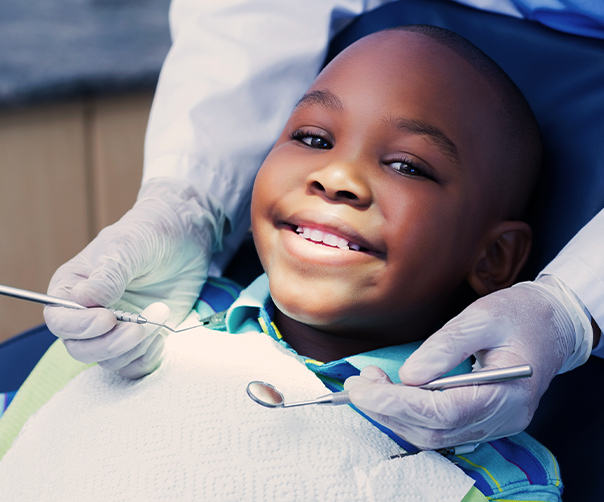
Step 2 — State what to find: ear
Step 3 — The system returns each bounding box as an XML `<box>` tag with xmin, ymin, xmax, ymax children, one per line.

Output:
<box><xmin>466</xmin><ymin>221</ymin><xmax>532</xmax><ymax>296</ymax></box>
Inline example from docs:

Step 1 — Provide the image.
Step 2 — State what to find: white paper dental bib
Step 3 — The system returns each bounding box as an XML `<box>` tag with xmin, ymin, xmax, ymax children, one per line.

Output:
<box><xmin>0</xmin><ymin>327</ymin><xmax>474</xmax><ymax>501</ymax></box>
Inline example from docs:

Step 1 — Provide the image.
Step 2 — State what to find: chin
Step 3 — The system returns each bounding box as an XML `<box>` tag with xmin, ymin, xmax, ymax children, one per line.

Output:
<box><xmin>273</xmin><ymin>295</ymin><xmax>340</xmax><ymax>325</ymax></box>
<box><xmin>269</xmin><ymin>282</ymin><xmax>346</xmax><ymax>325</ymax></box>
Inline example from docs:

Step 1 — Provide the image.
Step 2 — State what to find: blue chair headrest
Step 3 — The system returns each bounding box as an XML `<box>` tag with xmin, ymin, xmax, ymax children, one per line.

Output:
<box><xmin>327</xmin><ymin>0</ymin><xmax>604</xmax><ymax>280</ymax></box>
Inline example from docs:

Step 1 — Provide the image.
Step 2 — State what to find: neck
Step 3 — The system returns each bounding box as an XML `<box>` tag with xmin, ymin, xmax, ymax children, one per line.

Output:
<box><xmin>273</xmin><ymin>308</ymin><xmax>404</xmax><ymax>362</ymax></box>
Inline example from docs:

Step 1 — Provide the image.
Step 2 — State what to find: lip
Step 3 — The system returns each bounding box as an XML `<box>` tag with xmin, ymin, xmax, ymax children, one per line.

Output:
<box><xmin>280</xmin><ymin>211</ymin><xmax>386</xmax><ymax>257</ymax></box>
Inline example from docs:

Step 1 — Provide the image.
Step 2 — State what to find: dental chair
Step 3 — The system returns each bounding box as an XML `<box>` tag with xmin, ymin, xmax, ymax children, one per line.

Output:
<box><xmin>1</xmin><ymin>1</ymin><xmax>603</xmax><ymax>499</ymax></box>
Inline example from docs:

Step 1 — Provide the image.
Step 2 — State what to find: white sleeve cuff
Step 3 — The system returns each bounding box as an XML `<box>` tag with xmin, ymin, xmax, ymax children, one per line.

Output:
<box><xmin>536</xmin><ymin>275</ymin><xmax>593</xmax><ymax>373</ymax></box>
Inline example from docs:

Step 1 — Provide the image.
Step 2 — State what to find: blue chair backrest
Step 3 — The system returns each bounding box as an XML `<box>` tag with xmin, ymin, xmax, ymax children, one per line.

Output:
<box><xmin>326</xmin><ymin>0</ymin><xmax>604</xmax><ymax>281</ymax></box>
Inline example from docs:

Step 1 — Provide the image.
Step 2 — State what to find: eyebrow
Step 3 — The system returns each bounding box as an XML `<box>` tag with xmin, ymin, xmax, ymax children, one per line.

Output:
<box><xmin>294</xmin><ymin>90</ymin><xmax>344</xmax><ymax>111</ymax></box>
<box><xmin>295</xmin><ymin>89</ymin><xmax>461</xmax><ymax>166</ymax></box>
<box><xmin>388</xmin><ymin>117</ymin><xmax>461</xmax><ymax>166</ymax></box>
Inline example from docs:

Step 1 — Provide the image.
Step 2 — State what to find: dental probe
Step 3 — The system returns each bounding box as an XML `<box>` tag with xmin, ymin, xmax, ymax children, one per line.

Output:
<box><xmin>0</xmin><ymin>284</ymin><xmax>227</xmax><ymax>332</ymax></box>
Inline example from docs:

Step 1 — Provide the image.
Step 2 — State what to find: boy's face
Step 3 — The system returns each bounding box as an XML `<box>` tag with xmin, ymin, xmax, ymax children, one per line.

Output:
<box><xmin>251</xmin><ymin>31</ymin><xmax>504</xmax><ymax>343</ymax></box>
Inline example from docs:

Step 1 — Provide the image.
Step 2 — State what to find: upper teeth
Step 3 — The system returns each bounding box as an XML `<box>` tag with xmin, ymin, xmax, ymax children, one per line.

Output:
<box><xmin>296</xmin><ymin>226</ymin><xmax>361</xmax><ymax>251</ymax></box>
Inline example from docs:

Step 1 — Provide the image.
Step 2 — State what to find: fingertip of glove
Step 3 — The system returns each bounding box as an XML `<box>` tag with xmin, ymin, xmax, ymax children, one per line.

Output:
<box><xmin>398</xmin><ymin>365</ymin><xmax>425</xmax><ymax>386</ymax></box>
<box><xmin>359</xmin><ymin>365</ymin><xmax>391</xmax><ymax>383</ymax></box>
<box><xmin>398</xmin><ymin>364</ymin><xmax>439</xmax><ymax>386</ymax></box>
<box><xmin>141</xmin><ymin>302</ymin><xmax>170</xmax><ymax>326</ymax></box>
<box><xmin>346</xmin><ymin>381</ymin><xmax>395</xmax><ymax>412</ymax></box>
<box><xmin>399</xmin><ymin>346</ymin><xmax>460</xmax><ymax>386</ymax></box>
<box><xmin>343</xmin><ymin>375</ymin><xmax>372</xmax><ymax>391</ymax></box>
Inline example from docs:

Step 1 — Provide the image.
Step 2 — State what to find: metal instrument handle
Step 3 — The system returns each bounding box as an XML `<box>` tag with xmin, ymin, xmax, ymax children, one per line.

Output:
<box><xmin>0</xmin><ymin>284</ymin><xmax>86</xmax><ymax>310</ymax></box>
<box><xmin>419</xmin><ymin>364</ymin><xmax>533</xmax><ymax>390</ymax></box>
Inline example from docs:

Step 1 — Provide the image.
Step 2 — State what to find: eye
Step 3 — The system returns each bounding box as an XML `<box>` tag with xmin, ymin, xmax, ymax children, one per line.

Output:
<box><xmin>292</xmin><ymin>129</ymin><xmax>332</xmax><ymax>150</ymax></box>
<box><xmin>387</xmin><ymin>157</ymin><xmax>436</xmax><ymax>181</ymax></box>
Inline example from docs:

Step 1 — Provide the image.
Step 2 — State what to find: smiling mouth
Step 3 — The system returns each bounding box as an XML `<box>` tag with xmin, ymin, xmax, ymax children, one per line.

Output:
<box><xmin>293</xmin><ymin>225</ymin><xmax>367</xmax><ymax>251</ymax></box>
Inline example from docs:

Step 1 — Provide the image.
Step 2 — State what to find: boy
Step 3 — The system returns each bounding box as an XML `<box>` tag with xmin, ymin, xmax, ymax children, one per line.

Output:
<box><xmin>0</xmin><ymin>26</ymin><xmax>561</xmax><ymax>501</ymax></box>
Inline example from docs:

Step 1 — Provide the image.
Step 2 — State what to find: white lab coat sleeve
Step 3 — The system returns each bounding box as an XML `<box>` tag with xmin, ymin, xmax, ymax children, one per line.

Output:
<box><xmin>453</xmin><ymin>0</ymin><xmax>604</xmax><ymax>39</ymax></box>
<box><xmin>540</xmin><ymin>208</ymin><xmax>604</xmax><ymax>361</ymax></box>
<box><xmin>143</xmin><ymin>0</ymin><xmax>393</xmax><ymax>272</ymax></box>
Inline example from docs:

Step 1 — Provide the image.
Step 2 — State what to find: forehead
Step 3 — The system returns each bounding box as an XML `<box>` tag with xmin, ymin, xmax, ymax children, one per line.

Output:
<box><xmin>312</xmin><ymin>31</ymin><xmax>489</xmax><ymax>103</ymax></box>
<box><xmin>301</xmin><ymin>30</ymin><xmax>502</xmax><ymax>174</ymax></box>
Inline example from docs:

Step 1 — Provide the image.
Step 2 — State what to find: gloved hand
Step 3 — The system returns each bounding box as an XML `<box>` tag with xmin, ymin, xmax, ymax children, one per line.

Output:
<box><xmin>344</xmin><ymin>277</ymin><xmax>590</xmax><ymax>450</ymax></box>
<box><xmin>44</xmin><ymin>177</ymin><xmax>224</xmax><ymax>379</ymax></box>
<box><xmin>86</xmin><ymin>301</ymin><xmax>171</xmax><ymax>379</ymax></box>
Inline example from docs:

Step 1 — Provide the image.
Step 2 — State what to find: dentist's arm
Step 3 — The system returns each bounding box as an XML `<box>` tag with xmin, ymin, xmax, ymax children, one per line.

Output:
<box><xmin>346</xmin><ymin>207</ymin><xmax>604</xmax><ymax>449</ymax></box>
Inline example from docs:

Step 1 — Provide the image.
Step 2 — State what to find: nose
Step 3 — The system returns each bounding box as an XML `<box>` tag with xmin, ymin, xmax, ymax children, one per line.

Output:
<box><xmin>306</xmin><ymin>160</ymin><xmax>372</xmax><ymax>207</ymax></box>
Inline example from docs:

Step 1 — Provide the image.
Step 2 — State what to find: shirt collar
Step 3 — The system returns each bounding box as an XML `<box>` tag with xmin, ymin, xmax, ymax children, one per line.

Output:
<box><xmin>225</xmin><ymin>274</ymin><xmax>271</xmax><ymax>333</ymax></box>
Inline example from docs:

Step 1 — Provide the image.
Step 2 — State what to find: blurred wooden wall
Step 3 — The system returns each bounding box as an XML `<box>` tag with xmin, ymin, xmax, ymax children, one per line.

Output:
<box><xmin>0</xmin><ymin>92</ymin><xmax>154</xmax><ymax>343</ymax></box>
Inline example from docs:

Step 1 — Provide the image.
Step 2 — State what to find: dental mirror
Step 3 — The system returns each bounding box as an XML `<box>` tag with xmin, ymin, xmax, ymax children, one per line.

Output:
<box><xmin>246</xmin><ymin>381</ymin><xmax>285</xmax><ymax>408</ymax></box>
<box><xmin>246</xmin><ymin>364</ymin><xmax>532</xmax><ymax>409</ymax></box>
<box><xmin>246</xmin><ymin>381</ymin><xmax>353</xmax><ymax>408</ymax></box>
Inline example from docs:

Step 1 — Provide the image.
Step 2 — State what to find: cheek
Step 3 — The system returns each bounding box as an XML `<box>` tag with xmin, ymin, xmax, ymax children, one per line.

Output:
<box><xmin>251</xmin><ymin>160</ymin><xmax>280</xmax><ymax>266</ymax></box>
<box><xmin>379</xmin><ymin>187</ymin><xmax>447</xmax><ymax>243</ymax></box>
<box><xmin>251</xmin><ymin>154</ymin><xmax>286</xmax><ymax>227</ymax></box>
<box><xmin>252</xmin><ymin>148</ymin><xmax>305</xmax><ymax>206</ymax></box>
<box><xmin>380</xmin><ymin>189</ymin><xmax>475</xmax><ymax>284</ymax></box>
<box><xmin>251</xmin><ymin>152</ymin><xmax>307</xmax><ymax>271</ymax></box>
